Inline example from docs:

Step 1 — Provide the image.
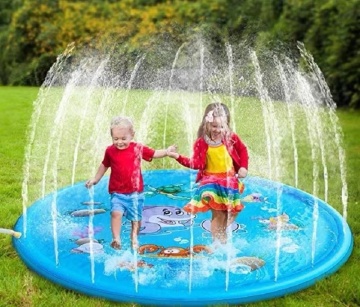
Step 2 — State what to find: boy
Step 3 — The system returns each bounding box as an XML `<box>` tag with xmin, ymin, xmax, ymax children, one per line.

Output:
<box><xmin>86</xmin><ymin>116</ymin><xmax>173</xmax><ymax>250</ymax></box>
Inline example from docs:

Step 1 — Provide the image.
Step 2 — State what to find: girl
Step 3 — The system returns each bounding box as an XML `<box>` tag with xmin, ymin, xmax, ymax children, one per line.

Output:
<box><xmin>167</xmin><ymin>103</ymin><xmax>248</xmax><ymax>244</ymax></box>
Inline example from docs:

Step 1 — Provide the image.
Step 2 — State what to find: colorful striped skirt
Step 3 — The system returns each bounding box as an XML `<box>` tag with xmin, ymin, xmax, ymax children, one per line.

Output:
<box><xmin>183</xmin><ymin>173</ymin><xmax>245</xmax><ymax>214</ymax></box>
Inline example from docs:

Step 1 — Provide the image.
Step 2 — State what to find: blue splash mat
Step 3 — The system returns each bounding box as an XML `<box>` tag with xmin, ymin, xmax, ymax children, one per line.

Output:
<box><xmin>13</xmin><ymin>170</ymin><xmax>353</xmax><ymax>306</ymax></box>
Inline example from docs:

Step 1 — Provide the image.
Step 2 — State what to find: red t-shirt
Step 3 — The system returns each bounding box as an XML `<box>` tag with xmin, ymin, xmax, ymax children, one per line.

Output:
<box><xmin>101</xmin><ymin>142</ymin><xmax>155</xmax><ymax>194</ymax></box>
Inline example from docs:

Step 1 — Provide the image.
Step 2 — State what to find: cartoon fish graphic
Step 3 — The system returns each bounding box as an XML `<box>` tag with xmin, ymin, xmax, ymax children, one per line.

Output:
<box><xmin>70</xmin><ymin>209</ymin><xmax>106</xmax><ymax>217</ymax></box>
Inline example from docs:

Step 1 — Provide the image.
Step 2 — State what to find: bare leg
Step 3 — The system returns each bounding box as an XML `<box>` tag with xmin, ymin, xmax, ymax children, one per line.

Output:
<box><xmin>227</xmin><ymin>212</ymin><xmax>238</xmax><ymax>227</ymax></box>
<box><xmin>111</xmin><ymin>211</ymin><xmax>122</xmax><ymax>249</ymax></box>
<box><xmin>211</xmin><ymin>210</ymin><xmax>228</xmax><ymax>244</ymax></box>
<box><xmin>131</xmin><ymin>220</ymin><xmax>141</xmax><ymax>250</ymax></box>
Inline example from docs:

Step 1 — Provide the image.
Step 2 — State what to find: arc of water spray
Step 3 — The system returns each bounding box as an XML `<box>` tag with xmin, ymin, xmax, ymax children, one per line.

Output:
<box><xmin>221</xmin><ymin>41</ymin><xmax>239</xmax><ymax>287</ymax></box>
<box><xmin>250</xmin><ymin>52</ymin><xmax>272</xmax><ymax>177</ymax></box>
<box><xmin>274</xmin><ymin>56</ymin><xmax>299</xmax><ymax>187</ymax></box>
<box><xmin>225</xmin><ymin>42</ymin><xmax>236</xmax><ymax>132</ymax></box>
<box><xmin>294</xmin><ymin>62</ymin><xmax>331</xmax><ymax>204</ymax></box>
<box><xmin>41</xmin><ymin>67</ymin><xmax>85</xmax><ymax>265</ymax></box>
<box><xmin>71</xmin><ymin>57</ymin><xmax>111</xmax><ymax>283</ymax></box>
<box><xmin>121</xmin><ymin>54</ymin><xmax>146</xmax><ymax>115</ymax></box>
<box><xmin>41</xmin><ymin>68</ymin><xmax>83</xmax><ymax>198</ymax></box>
<box><xmin>298</xmin><ymin>42</ymin><xmax>348</xmax><ymax>221</ymax></box>
<box><xmin>86</xmin><ymin>43</ymin><xmax>129</xmax><ymax>160</ymax></box>
<box><xmin>177</xmin><ymin>93</ymin><xmax>197</xmax><ymax>293</ymax></box>
<box><xmin>180</xmin><ymin>94</ymin><xmax>196</xmax><ymax>151</ymax></box>
<box><xmin>251</xmin><ymin>50</ymin><xmax>284</xmax><ymax>282</ymax></box>
<box><xmin>199</xmin><ymin>43</ymin><xmax>205</xmax><ymax>114</ymax></box>
<box><xmin>21</xmin><ymin>43</ymin><xmax>75</xmax><ymax>237</ymax></box>
<box><xmin>293</xmin><ymin>47</ymin><xmax>348</xmax><ymax>262</ymax></box>
<box><xmin>88</xmin><ymin>77</ymin><xmax>123</xmax><ymax>176</ymax></box>
<box><xmin>87</xmin><ymin>186</ymin><xmax>96</xmax><ymax>283</ymax></box>
<box><xmin>294</xmin><ymin>47</ymin><xmax>329</xmax><ymax>203</ymax></box>
<box><xmin>294</xmin><ymin>71</ymin><xmax>323</xmax><ymax>266</ymax></box>
<box><xmin>71</xmin><ymin>57</ymin><xmax>110</xmax><ymax>185</ymax></box>
<box><xmin>250</xmin><ymin>51</ymin><xmax>282</xmax><ymax>180</ymax></box>
<box><xmin>137</xmin><ymin>91</ymin><xmax>163</xmax><ymax>144</ymax></box>
<box><xmin>162</xmin><ymin>43</ymin><xmax>185</xmax><ymax>167</ymax></box>
<box><xmin>273</xmin><ymin>184</ymin><xmax>283</xmax><ymax>282</ymax></box>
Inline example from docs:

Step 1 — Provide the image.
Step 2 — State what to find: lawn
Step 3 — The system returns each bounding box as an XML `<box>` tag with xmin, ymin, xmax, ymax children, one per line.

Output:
<box><xmin>0</xmin><ymin>86</ymin><xmax>359</xmax><ymax>307</ymax></box>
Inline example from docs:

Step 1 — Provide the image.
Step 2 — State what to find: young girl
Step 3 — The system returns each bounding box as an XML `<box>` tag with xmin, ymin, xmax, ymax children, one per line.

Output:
<box><xmin>167</xmin><ymin>103</ymin><xmax>249</xmax><ymax>244</ymax></box>
<box><xmin>86</xmin><ymin>116</ymin><xmax>172</xmax><ymax>250</ymax></box>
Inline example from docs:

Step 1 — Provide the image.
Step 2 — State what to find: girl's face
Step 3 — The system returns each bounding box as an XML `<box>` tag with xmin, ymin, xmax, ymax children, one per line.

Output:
<box><xmin>208</xmin><ymin>116</ymin><xmax>226</xmax><ymax>140</ymax></box>
<box><xmin>111</xmin><ymin>126</ymin><xmax>134</xmax><ymax>150</ymax></box>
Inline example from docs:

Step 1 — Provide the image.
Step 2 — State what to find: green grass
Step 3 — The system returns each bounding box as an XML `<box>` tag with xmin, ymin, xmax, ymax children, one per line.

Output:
<box><xmin>0</xmin><ymin>86</ymin><xmax>359</xmax><ymax>307</ymax></box>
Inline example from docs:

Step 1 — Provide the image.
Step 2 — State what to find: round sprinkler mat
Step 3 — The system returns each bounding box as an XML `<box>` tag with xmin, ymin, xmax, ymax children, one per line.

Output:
<box><xmin>13</xmin><ymin>170</ymin><xmax>353</xmax><ymax>306</ymax></box>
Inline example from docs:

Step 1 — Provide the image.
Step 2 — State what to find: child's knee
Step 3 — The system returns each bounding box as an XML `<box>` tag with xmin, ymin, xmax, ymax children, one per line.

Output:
<box><xmin>111</xmin><ymin>211</ymin><xmax>122</xmax><ymax>218</ymax></box>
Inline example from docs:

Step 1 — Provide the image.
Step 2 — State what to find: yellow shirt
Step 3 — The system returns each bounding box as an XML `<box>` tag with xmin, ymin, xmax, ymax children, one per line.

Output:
<box><xmin>205</xmin><ymin>144</ymin><xmax>233</xmax><ymax>173</ymax></box>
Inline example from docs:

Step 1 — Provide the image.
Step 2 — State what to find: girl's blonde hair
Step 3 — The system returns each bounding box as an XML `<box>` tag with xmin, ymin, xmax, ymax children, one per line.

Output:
<box><xmin>110</xmin><ymin>116</ymin><xmax>134</xmax><ymax>135</ymax></box>
<box><xmin>197</xmin><ymin>102</ymin><xmax>231</xmax><ymax>139</ymax></box>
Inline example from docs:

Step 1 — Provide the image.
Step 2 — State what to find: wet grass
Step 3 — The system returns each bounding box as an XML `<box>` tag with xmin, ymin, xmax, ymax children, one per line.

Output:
<box><xmin>0</xmin><ymin>86</ymin><xmax>359</xmax><ymax>307</ymax></box>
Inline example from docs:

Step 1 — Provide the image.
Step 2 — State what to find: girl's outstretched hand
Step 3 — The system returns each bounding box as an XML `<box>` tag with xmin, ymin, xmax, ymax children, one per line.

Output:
<box><xmin>166</xmin><ymin>144</ymin><xmax>179</xmax><ymax>159</ymax></box>
<box><xmin>237</xmin><ymin>167</ymin><xmax>248</xmax><ymax>178</ymax></box>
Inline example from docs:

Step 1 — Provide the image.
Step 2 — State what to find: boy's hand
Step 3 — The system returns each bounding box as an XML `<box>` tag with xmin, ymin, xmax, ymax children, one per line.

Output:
<box><xmin>85</xmin><ymin>179</ymin><xmax>97</xmax><ymax>188</ymax></box>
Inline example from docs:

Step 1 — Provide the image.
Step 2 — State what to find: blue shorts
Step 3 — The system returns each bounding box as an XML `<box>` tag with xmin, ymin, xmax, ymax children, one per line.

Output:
<box><xmin>110</xmin><ymin>192</ymin><xmax>144</xmax><ymax>222</ymax></box>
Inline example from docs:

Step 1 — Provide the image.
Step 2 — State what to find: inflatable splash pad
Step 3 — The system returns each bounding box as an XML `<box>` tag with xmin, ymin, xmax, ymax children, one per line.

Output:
<box><xmin>13</xmin><ymin>170</ymin><xmax>353</xmax><ymax>306</ymax></box>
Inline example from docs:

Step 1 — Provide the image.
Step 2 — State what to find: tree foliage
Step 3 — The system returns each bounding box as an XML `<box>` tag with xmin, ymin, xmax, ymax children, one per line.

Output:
<box><xmin>0</xmin><ymin>0</ymin><xmax>358</xmax><ymax>108</ymax></box>
<box><xmin>303</xmin><ymin>0</ymin><xmax>360</xmax><ymax>108</ymax></box>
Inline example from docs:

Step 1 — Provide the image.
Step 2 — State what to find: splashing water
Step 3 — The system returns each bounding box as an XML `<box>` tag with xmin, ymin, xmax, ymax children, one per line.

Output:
<box><xmin>20</xmin><ymin>37</ymin><xmax>348</xmax><ymax>293</ymax></box>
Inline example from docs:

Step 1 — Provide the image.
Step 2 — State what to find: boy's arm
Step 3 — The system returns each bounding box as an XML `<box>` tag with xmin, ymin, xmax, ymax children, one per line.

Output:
<box><xmin>153</xmin><ymin>148</ymin><xmax>169</xmax><ymax>158</ymax></box>
<box><xmin>153</xmin><ymin>144</ymin><xmax>178</xmax><ymax>158</ymax></box>
<box><xmin>85</xmin><ymin>163</ymin><xmax>108</xmax><ymax>188</ymax></box>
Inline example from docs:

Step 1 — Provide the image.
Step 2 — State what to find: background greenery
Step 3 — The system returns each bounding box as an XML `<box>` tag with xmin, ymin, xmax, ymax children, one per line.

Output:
<box><xmin>0</xmin><ymin>0</ymin><xmax>359</xmax><ymax>108</ymax></box>
<box><xmin>0</xmin><ymin>86</ymin><xmax>359</xmax><ymax>306</ymax></box>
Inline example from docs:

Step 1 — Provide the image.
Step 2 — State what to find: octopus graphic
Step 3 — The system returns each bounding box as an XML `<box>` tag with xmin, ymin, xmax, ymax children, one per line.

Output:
<box><xmin>140</xmin><ymin>205</ymin><xmax>195</xmax><ymax>234</ymax></box>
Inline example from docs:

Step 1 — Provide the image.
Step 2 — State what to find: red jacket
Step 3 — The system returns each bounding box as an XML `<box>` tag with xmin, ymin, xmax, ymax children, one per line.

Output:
<box><xmin>176</xmin><ymin>133</ymin><xmax>249</xmax><ymax>182</ymax></box>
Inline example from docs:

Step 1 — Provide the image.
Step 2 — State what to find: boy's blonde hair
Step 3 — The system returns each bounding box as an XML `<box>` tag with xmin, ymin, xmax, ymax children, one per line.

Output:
<box><xmin>110</xmin><ymin>116</ymin><xmax>135</xmax><ymax>135</ymax></box>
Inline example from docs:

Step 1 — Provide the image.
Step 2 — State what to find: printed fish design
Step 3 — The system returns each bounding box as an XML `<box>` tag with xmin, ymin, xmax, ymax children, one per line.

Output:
<box><xmin>70</xmin><ymin>209</ymin><xmax>106</xmax><ymax>217</ymax></box>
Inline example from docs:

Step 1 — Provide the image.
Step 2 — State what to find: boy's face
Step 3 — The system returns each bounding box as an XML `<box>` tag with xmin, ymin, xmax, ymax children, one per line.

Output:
<box><xmin>111</xmin><ymin>126</ymin><xmax>134</xmax><ymax>150</ymax></box>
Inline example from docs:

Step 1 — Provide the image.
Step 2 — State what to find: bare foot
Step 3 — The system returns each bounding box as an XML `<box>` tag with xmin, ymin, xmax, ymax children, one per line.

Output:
<box><xmin>131</xmin><ymin>240</ymin><xmax>139</xmax><ymax>251</ymax></box>
<box><xmin>110</xmin><ymin>239</ymin><xmax>121</xmax><ymax>250</ymax></box>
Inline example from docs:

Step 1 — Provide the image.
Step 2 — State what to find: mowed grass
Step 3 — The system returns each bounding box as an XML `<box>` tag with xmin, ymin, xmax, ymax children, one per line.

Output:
<box><xmin>0</xmin><ymin>86</ymin><xmax>359</xmax><ymax>307</ymax></box>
